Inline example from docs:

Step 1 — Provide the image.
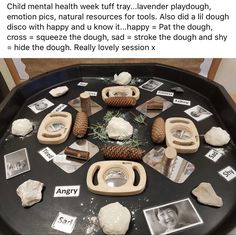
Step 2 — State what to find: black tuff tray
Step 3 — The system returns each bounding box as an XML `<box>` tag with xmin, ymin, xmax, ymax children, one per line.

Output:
<box><xmin>0</xmin><ymin>64</ymin><xmax>236</xmax><ymax>235</ymax></box>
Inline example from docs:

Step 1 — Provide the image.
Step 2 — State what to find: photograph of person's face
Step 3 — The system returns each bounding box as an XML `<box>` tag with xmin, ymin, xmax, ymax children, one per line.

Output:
<box><xmin>143</xmin><ymin>198</ymin><xmax>203</xmax><ymax>235</ymax></box>
<box><xmin>4</xmin><ymin>148</ymin><xmax>31</xmax><ymax>179</ymax></box>
<box><xmin>184</xmin><ymin>105</ymin><xmax>212</xmax><ymax>121</ymax></box>
<box><xmin>156</xmin><ymin>207</ymin><xmax>178</xmax><ymax>230</ymax></box>
<box><xmin>28</xmin><ymin>98</ymin><xmax>54</xmax><ymax>114</ymax></box>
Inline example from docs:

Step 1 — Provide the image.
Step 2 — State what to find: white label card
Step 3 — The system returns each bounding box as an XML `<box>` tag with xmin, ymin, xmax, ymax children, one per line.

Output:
<box><xmin>156</xmin><ymin>90</ymin><xmax>174</xmax><ymax>97</ymax></box>
<box><xmin>54</xmin><ymin>185</ymin><xmax>80</xmax><ymax>198</ymax></box>
<box><xmin>51</xmin><ymin>212</ymin><xmax>77</xmax><ymax>234</ymax></box>
<box><xmin>38</xmin><ymin>147</ymin><xmax>57</xmax><ymax>162</ymax></box>
<box><xmin>218</xmin><ymin>166</ymin><xmax>236</xmax><ymax>182</ymax></box>
<box><xmin>173</xmin><ymin>98</ymin><xmax>191</xmax><ymax>106</ymax></box>
<box><xmin>77</xmin><ymin>82</ymin><xmax>88</xmax><ymax>87</ymax></box>
<box><xmin>85</xmin><ymin>91</ymin><xmax>97</xmax><ymax>96</ymax></box>
<box><xmin>205</xmin><ymin>149</ymin><xmax>223</xmax><ymax>162</ymax></box>
<box><xmin>51</xmin><ymin>104</ymin><xmax>67</xmax><ymax>112</ymax></box>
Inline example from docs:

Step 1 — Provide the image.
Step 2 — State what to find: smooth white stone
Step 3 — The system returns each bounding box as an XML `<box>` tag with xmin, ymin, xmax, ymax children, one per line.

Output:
<box><xmin>114</xmin><ymin>72</ymin><xmax>132</xmax><ymax>85</ymax></box>
<box><xmin>98</xmin><ymin>202</ymin><xmax>131</xmax><ymax>235</ymax></box>
<box><xmin>11</xmin><ymin>119</ymin><xmax>33</xmax><ymax>136</ymax></box>
<box><xmin>204</xmin><ymin>127</ymin><xmax>230</xmax><ymax>146</ymax></box>
<box><xmin>106</xmin><ymin>117</ymin><xmax>133</xmax><ymax>140</ymax></box>
<box><xmin>192</xmin><ymin>182</ymin><xmax>223</xmax><ymax>207</ymax></box>
<box><xmin>49</xmin><ymin>86</ymin><xmax>69</xmax><ymax>97</ymax></box>
<box><xmin>16</xmin><ymin>179</ymin><xmax>44</xmax><ymax>207</ymax></box>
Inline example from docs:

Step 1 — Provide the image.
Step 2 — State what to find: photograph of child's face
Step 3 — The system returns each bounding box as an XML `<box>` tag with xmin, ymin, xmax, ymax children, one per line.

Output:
<box><xmin>184</xmin><ymin>105</ymin><xmax>212</xmax><ymax>121</ymax></box>
<box><xmin>156</xmin><ymin>207</ymin><xmax>179</xmax><ymax>231</ymax></box>
<box><xmin>4</xmin><ymin>148</ymin><xmax>30</xmax><ymax>179</ymax></box>
<box><xmin>139</xmin><ymin>79</ymin><xmax>163</xmax><ymax>92</ymax></box>
<box><xmin>28</xmin><ymin>98</ymin><xmax>54</xmax><ymax>114</ymax></box>
<box><xmin>143</xmin><ymin>198</ymin><xmax>203</xmax><ymax>235</ymax></box>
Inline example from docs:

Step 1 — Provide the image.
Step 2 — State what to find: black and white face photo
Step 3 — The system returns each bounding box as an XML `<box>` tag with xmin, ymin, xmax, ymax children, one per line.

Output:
<box><xmin>28</xmin><ymin>98</ymin><xmax>54</xmax><ymax>114</ymax></box>
<box><xmin>139</xmin><ymin>79</ymin><xmax>163</xmax><ymax>92</ymax></box>
<box><xmin>185</xmin><ymin>105</ymin><xmax>212</xmax><ymax>121</ymax></box>
<box><xmin>143</xmin><ymin>198</ymin><xmax>203</xmax><ymax>234</ymax></box>
<box><xmin>4</xmin><ymin>148</ymin><xmax>30</xmax><ymax>179</ymax></box>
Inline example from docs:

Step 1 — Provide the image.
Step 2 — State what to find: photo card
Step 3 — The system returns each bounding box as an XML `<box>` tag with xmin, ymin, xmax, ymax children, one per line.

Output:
<box><xmin>185</xmin><ymin>105</ymin><xmax>212</xmax><ymax>122</ymax></box>
<box><xmin>139</xmin><ymin>79</ymin><xmax>163</xmax><ymax>92</ymax></box>
<box><xmin>143</xmin><ymin>198</ymin><xmax>203</xmax><ymax>235</ymax></box>
<box><xmin>4</xmin><ymin>148</ymin><xmax>31</xmax><ymax>179</ymax></box>
<box><xmin>28</xmin><ymin>98</ymin><xmax>54</xmax><ymax>114</ymax></box>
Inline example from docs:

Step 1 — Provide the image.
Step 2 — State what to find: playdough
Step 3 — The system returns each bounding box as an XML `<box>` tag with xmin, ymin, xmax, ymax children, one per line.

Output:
<box><xmin>11</xmin><ymin>119</ymin><xmax>33</xmax><ymax>136</ymax></box>
<box><xmin>98</xmin><ymin>202</ymin><xmax>131</xmax><ymax>235</ymax></box>
<box><xmin>106</xmin><ymin>117</ymin><xmax>133</xmax><ymax>140</ymax></box>
<box><xmin>204</xmin><ymin>127</ymin><xmax>230</xmax><ymax>146</ymax></box>
<box><xmin>114</xmin><ymin>72</ymin><xmax>132</xmax><ymax>85</ymax></box>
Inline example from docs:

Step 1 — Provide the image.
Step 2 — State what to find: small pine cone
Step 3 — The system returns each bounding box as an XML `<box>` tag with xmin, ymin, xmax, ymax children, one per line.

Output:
<box><xmin>104</xmin><ymin>97</ymin><xmax>136</xmax><ymax>107</ymax></box>
<box><xmin>73</xmin><ymin>112</ymin><xmax>88</xmax><ymax>138</ymax></box>
<box><xmin>101</xmin><ymin>145</ymin><xmax>145</xmax><ymax>161</ymax></box>
<box><xmin>151</xmin><ymin>117</ymin><xmax>165</xmax><ymax>143</ymax></box>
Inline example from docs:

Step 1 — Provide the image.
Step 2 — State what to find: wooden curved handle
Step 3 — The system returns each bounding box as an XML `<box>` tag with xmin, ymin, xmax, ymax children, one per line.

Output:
<box><xmin>86</xmin><ymin>163</ymin><xmax>100</xmax><ymax>192</ymax></box>
<box><xmin>132</xmin><ymin>163</ymin><xmax>146</xmax><ymax>194</ymax></box>
<box><xmin>101</xmin><ymin>87</ymin><xmax>110</xmax><ymax>101</ymax></box>
<box><xmin>129</xmin><ymin>86</ymin><xmax>140</xmax><ymax>100</ymax></box>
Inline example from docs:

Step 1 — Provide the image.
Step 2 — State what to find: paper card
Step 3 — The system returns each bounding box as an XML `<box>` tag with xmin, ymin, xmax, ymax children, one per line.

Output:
<box><xmin>51</xmin><ymin>212</ymin><xmax>77</xmax><ymax>234</ymax></box>
<box><xmin>77</xmin><ymin>82</ymin><xmax>88</xmax><ymax>87</ymax></box>
<box><xmin>28</xmin><ymin>98</ymin><xmax>54</xmax><ymax>114</ymax></box>
<box><xmin>218</xmin><ymin>166</ymin><xmax>236</xmax><ymax>182</ymax></box>
<box><xmin>54</xmin><ymin>185</ymin><xmax>80</xmax><ymax>198</ymax></box>
<box><xmin>205</xmin><ymin>149</ymin><xmax>223</xmax><ymax>162</ymax></box>
<box><xmin>38</xmin><ymin>147</ymin><xmax>57</xmax><ymax>162</ymax></box>
<box><xmin>139</xmin><ymin>79</ymin><xmax>163</xmax><ymax>92</ymax></box>
<box><xmin>4</xmin><ymin>148</ymin><xmax>31</xmax><ymax>179</ymax></box>
<box><xmin>173</xmin><ymin>98</ymin><xmax>191</xmax><ymax>106</ymax></box>
<box><xmin>156</xmin><ymin>90</ymin><xmax>174</xmax><ymax>97</ymax></box>
<box><xmin>143</xmin><ymin>198</ymin><xmax>203</xmax><ymax>235</ymax></box>
<box><xmin>51</xmin><ymin>104</ymin><xmax>67</xmax><ymax>112</ymax></box>
<box><xmin>84</xmin><ymin>91</ymin><xmax>97</xmax><ymax>96</ymax></box>
<box><xmin>184</xmin><ymin>105</ymin><xmax>212</xmax><ymax>122</ymax></box>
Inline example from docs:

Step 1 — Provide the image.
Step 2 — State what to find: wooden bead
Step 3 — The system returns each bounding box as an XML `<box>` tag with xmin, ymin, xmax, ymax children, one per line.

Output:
<box><xmin>151</xmin><ymin>117</ymin><xmax>165</xmax><ymax>143</ymax></box>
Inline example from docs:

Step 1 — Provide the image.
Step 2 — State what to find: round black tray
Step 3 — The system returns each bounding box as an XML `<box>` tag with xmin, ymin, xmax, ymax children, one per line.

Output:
<box><xmin>0</xmin><ymin>64</ymin><xmax>235</xmax><ymax>235</ymax></box>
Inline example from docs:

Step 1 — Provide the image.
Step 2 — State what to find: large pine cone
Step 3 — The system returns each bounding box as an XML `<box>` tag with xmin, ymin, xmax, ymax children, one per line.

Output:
<box><xmin>101</xmin><ymin>145</ymin><xmax>145</xmax><ymax>161</ymax></box>
<box><xmin>151</xmin><ymin>117</ymin><xmax>165</xmax><ymax>143</ymax></box>
<box><xmin>104</xmin><ymin>97</ymin><xmax>136</xmax><ymax>107</ymax></box>
<box><xmin>73</xmin><ymin>112</ymin><xmax>88</xmax><ymax>138</ymax></box>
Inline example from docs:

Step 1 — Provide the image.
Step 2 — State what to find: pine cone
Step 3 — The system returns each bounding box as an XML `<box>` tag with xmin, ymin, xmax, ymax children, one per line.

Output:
<box><xmin>73</xmin><ymin>112</ymin><xmax>88</xmax><ymax>138</ymax></box>
<box><xmin>101</xmin><ymin>145</ymin><xmax>145</xmax><ymax>161</ymax></box>
<box><xmin>104</xmin><ymin>97</ymin><xmax>136</xmax><ymax>107</ymax></box>
<box><xmin>151</xmin><ymin>117</ymin><xmax>165</xmax><ymax>143</ymax></box>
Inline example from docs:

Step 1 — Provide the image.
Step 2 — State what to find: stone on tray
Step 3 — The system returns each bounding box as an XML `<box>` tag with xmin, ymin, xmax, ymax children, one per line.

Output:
<box><xmin>98</xmin><ymin>202</ymin><xmax>131</xmax><ymax>235</ymax></box>
<box><xmin>192</xmin><ymin>182</ymin><xmax>223</xmax><ymax>207</ymax></box>
<box><xmin>114</xmin><ymin>72</ymin><xmax>132</xmax><ymax>85</ymax></box>
<box><xmin>106</xmin><ymin>117</ymin><xmax>133</xmax><ymax>140</ymax></box>
<box><xmin>49</xmin><ymin>86</ymin><xmax>69</xmax><ymax>97</ymax></box>
<box><xmin>11</xmin><ymin>118</ymin><xmax>33</xmax><ymax>136</ymax></box>
<box><xmin>204</xmin><ymin>127</ymin><xmax>230</xmax><ymax>146</ymax></box>
<box><xmin>16</xmin><ymin>179</ymin><xmax>44</xmax><ymax>207</ymax></box>
<box><xmin>171</xmin><ymin>86</ymin><xmax>184</xmax><ymax>93</ymax></box>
